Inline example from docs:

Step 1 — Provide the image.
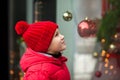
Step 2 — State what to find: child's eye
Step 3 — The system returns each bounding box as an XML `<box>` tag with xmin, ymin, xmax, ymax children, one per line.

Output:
<box><xmin>55</xmin><ymin>33</ymin><xmax>58</xmax><ymax>36</ymax></box>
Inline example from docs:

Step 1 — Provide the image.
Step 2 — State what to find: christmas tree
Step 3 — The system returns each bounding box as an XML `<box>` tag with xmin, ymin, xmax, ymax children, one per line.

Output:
<box><xmin>97</xmin><ymin>0</ymin><xmax>120</xmax><ymax>54</ymax></box>
<box><xmin>93</xmin><ymin>0</ymin><xmax>120</xmax><ymax>80</ymax></box>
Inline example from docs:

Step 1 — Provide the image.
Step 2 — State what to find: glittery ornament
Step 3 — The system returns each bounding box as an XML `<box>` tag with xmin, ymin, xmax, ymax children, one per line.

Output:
<box><xmin>95</xmin><ymin>71</ymin><xmax>102</xmax><ymax>78</ymax></box>
<box><xmin>77</xmin><ymin>18</ymin><xmax>97</xmax><ymax>38</ymax></box>
<box><xmin>63</xmin><ymin>11</ymin><xmax>72</xmax><ymax>21</ymax></box>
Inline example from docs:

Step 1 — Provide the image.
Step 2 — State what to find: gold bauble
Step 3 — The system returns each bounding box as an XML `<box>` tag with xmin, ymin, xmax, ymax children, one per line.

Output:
<box><xmin>63</xmin><ymin>11</ymin><xmax>72</xmax><ymax>21</ymax></box>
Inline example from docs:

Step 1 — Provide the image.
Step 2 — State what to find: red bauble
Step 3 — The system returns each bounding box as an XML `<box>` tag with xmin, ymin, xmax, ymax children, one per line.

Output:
<box><xmin>77</xmin><ymin>19</ymin><xmax>97</xmax><ymax>38</ymax></box>
<box><xmin>95</xmin><ymin>71</ymin><xmax>102</xmax><ymax>78</ymax></box>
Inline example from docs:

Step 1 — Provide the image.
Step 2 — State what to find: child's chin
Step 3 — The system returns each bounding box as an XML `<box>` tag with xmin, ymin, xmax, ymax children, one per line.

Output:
<box><xmin>62</xmin><ymin>46</ymin><xmax>66</xmax><ymax>51</ymax></box>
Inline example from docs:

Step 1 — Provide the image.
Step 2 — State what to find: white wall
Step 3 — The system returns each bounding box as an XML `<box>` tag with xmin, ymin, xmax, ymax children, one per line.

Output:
<box><xmin>56</xmin><ymin>0</ymin><xmax>76</xmax><ymax>79</ymax></box>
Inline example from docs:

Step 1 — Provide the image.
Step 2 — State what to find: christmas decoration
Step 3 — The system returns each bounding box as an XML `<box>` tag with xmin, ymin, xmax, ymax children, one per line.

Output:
<box><xmin>108</xmin><ymin>53</ymin><xmax>120</xmax><ymax>68</ymax></box>
<box><xmin>93</xmin><ymin>52</ymin><xmax>99</xmax><ymax>58</ymax></box>
<box><xmin>108</xmin><ymin>42</ymin><xmax>120</xmax><ymax>54</ymax></box>
<box><xmin>112</xmin><ymin>32</ymin><xmax>120</xmax><ymax>42</ymax></box>
<box><xmin>9</xmin><ymin>51</ymin><xmax>21</xmax><ymax>80</ymax></box>
<box><xmin>95</xmin><ymin>71</ymin><xmax>102</xmax><ymax>78</ymax></box>
<box><xmin>91</xmin><ymin>0</ymin><xmax>120</xmax><ymax>80</ymax></box>
<box><xmin>63</xmin><ymin>11</ymin><xmax>72</xmax><ymax>21</ymax></box>
<box><xmin>97</xmin><ymin>0</ymin><xmax>120</xmax><ymax>52</ymax></box>
<box><xmin>77</xmin><ymin>18</ymin><xmax>97</xmax><ymax>38</ymax></box>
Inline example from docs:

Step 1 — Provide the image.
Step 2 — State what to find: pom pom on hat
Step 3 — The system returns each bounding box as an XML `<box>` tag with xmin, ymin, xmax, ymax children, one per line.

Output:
<box><xmin>15</xmin><ymin>21</ymin><xmax>58</xmax><ymax>52</ymax></box>
<box><xmin>15</xmin><ymin>21</ymin><xmax>29</xmax><ymax>35</ymax></box>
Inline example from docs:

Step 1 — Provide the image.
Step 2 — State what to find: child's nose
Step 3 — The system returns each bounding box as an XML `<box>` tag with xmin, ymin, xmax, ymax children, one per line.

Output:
<box><xmin>60</xmin><ymin>34</ymin><xmax>64</xmax><ymax>39</ymax></box>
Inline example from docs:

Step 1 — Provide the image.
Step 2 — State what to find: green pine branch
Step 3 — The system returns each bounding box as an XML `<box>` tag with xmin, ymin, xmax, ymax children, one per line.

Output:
<box><xmin>97</xmin><ymin>0</ymin><xmax>120</xmax><ymax>50</ymax></box>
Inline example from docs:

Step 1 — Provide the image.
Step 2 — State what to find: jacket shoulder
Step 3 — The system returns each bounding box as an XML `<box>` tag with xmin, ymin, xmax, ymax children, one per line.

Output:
<box><xmin>41</xmin><ymin>63</ymin><xmax>62</xmax><ymax>75</ymax></box>
<box><xmin>24</xmin><ymin>63</ymin><xmax>70</xmax><ymax>80</ymax></box>
<box><xmin>28</xmin><ymin>63</ymin><xmax>62</xmax><ymax>75</ymax></box>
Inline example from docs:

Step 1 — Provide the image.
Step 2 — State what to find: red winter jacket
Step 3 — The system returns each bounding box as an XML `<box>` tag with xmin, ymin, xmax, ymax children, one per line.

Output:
<box><xmin>20</xmin><ymin>48</ymin><xmax>70</xmax><ymax>80</ymax></box>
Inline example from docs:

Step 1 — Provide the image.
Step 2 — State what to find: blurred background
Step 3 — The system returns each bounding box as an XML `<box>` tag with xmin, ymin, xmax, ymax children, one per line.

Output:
<box><xmin>1</xmin><ymin>0</ymin><xmax>120</xmax><ymax>80</ymax></box>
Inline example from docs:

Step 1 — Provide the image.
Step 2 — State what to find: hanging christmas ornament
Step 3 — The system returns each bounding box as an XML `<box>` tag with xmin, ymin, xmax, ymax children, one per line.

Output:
<box><xmin>77</xmin><ymin>17</ymin><xmax>97</xmax><ymax>38</ymax></box>
<box><xmin>95</xmin><ymin>61</ymin><xmax>102</xmax><ymax>78</ymax></box>
<box><xmin>63</xmin><ymin>11</ymin><xmax>72</xmax><ymax>21</ymax></box>
<box><xmin>95</xmin><ymin>71</ymin><xmax>102</xmax><ymax>78</ymax></box>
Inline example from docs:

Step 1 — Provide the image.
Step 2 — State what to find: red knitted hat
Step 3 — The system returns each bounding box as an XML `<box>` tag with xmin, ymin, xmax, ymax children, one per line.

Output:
<box><xmin>15</xmin><ymin>21</ymin><xmax>58</xmax><ymax>52</ymax></box>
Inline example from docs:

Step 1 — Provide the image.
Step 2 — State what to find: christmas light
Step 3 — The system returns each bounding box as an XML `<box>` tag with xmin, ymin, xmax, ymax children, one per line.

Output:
<box><xmin>101</xmin><ymin>38</ymin><xmax>105</xmax><ymax>43</ymax></box>
<box><xmin>93</xmin><ymin>52</ymin><xmax>98</xmax><ymax>57</ymax></box>
<box><xmin>101</xmin><ymin>50</ymin><xmax>106</xmax><ymax>57</ymax></box>
<box><xmin>106</xmin><ymin>53</ymin><xmax>110</xmax><ymax>58</ymax></box>
<box><xmin>109</xmin><ymin>44</ymin><xmax>115</xmax><ymax>49</ymax></box>
<box><xmin>105</xmin><ymin>58</ymin><xmax>109</xmax><ymax>63</ymax></box>
<box><xmin>109</xmin><ymin>65</ymin><xmax>114</xmax><ymax>70</ymax></box>
<box><xmin>105</xmin><ymin>70</ymin><xmax>108</xmax><ymax>74</ymax></box>
<box><xmin>104</xmin><ymin>63</ymin><xmax>108</xmax><ymax>68</ymax></box>
<box><xmin>10</xmin><ymin>69</ymin><xmax>14</xmax><ymax>75</ymax></box>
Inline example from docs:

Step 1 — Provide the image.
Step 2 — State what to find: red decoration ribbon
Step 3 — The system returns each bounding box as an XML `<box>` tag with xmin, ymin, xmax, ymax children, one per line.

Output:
<box><xmin>109</xmin><ymin>54</ymin><xmax>120</xmax><ymax>58</ymax></box>
<box><xmin>109</xmin><ymin>54</ymin><xmax>120</xmax><ymax>68</ymax></box>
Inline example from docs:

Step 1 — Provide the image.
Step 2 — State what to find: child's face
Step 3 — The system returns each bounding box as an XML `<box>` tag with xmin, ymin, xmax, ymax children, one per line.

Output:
<box><xmin>47</xmin><ymin>29</ymin><xmax>66</xmax><ymax>54</ymax></box>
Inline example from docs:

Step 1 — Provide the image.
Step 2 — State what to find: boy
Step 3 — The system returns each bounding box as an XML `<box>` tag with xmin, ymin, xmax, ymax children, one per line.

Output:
<box><xmin>15</xmin><ymin>21</ymin><xmax>70</xmax><ymax>80</ymax></box>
